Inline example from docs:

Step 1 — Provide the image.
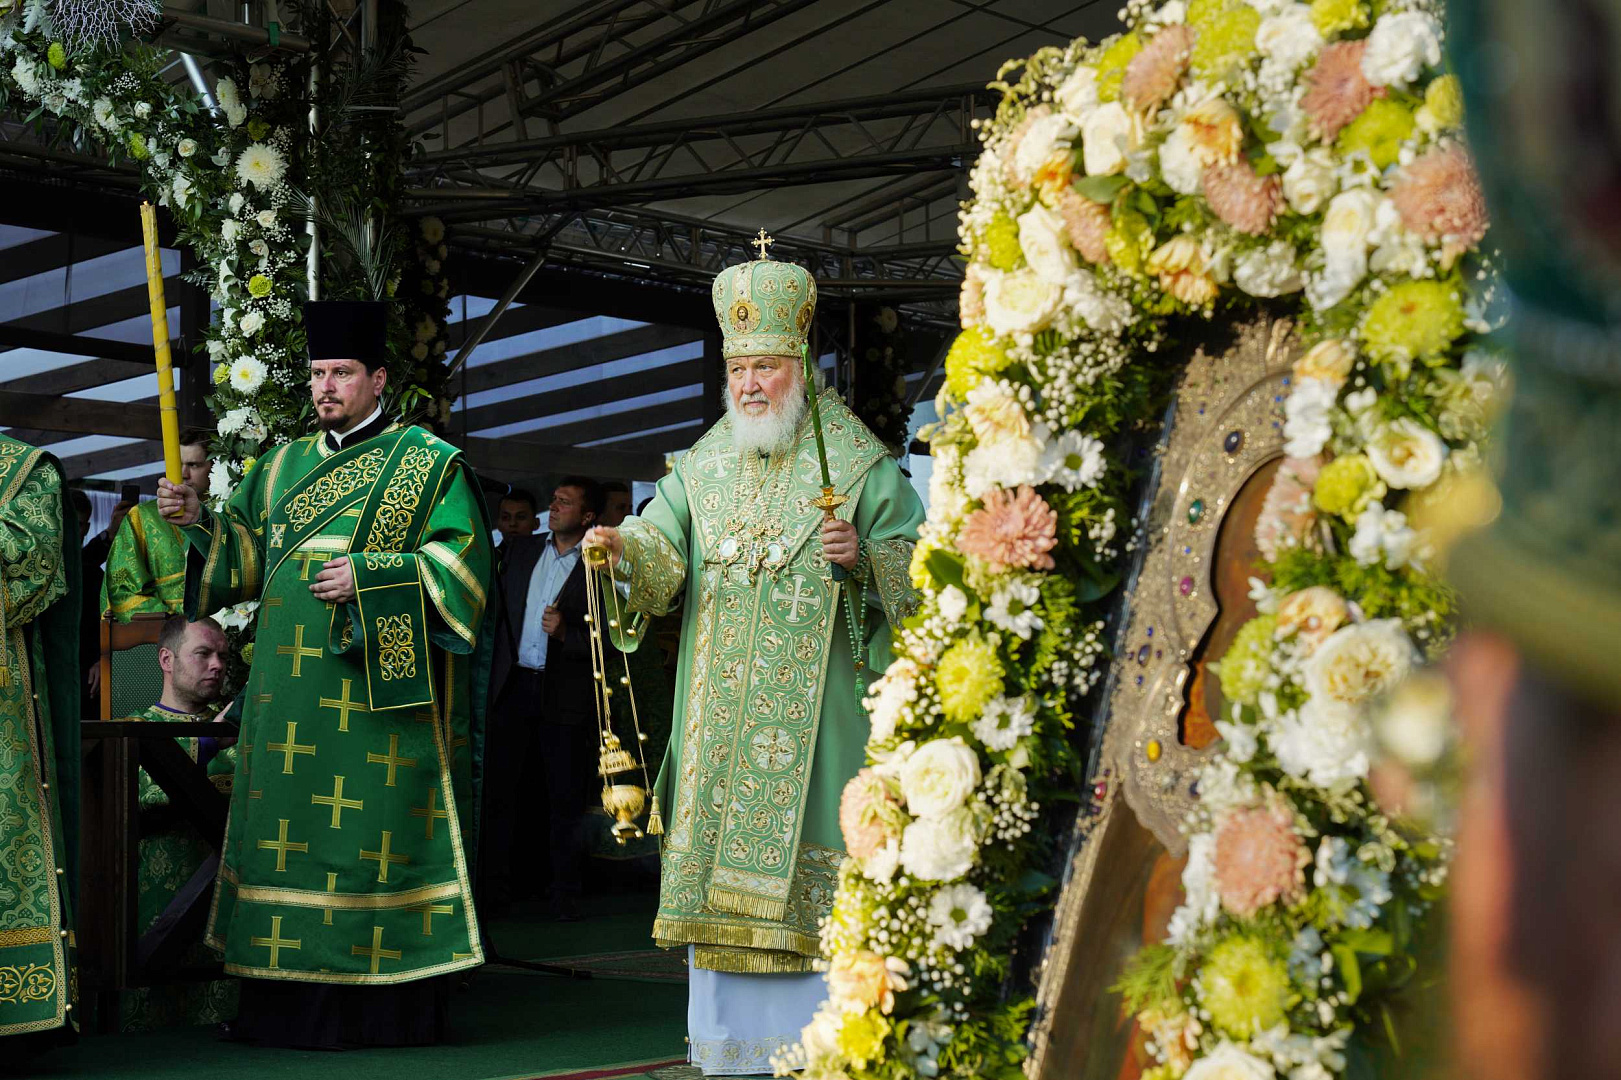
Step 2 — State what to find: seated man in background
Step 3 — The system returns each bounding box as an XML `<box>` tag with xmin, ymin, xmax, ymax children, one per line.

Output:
<box><xmin>121</xmin><ymin>615</ymin><xmax>239</xmax><ymax>1031</ymax></box>
<box><xmin>103</xmin><ymin>428</ymin><xmax>212</xmax><ymax>620</ymax></box>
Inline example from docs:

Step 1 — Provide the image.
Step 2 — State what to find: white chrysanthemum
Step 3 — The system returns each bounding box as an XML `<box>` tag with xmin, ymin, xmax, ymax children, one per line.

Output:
<box><xmin>985</xmin><ymin>581</ymin><xmax>1043</xmax><ymax>641</ymax></box>
<box><xmin>1271</xmin><ymin>699</ymin><xmax>1371</xmax><ymax>790</ymax></box>
<box><xmin>927</xmin><ymin>883</ymin><xmax>994</xmax><ymax>950</ymax></box>
<box><xmin>1043</xmin><ymin>429</ymin><xmax>1106</xmax><ymax>491</ymax></box>
<box><xmin>228</xmin><ymin>355</ymin><xmax>268</xmax><ymax>394</ymax></box>
<box><xmin>1159</xmin><ymin>125</ymin><xmax>1204</xmax><ymax>195</ymax></box>
<box><xmin>1233</xmin><ymin>240</ymin><xmax>1305</xmax><ymax>298</ymax></box>
<box><xmin>207</xmin><ymin>461</ymin><xmax>234</xmax><ymax>501</ymax></box>
<box><xmin>11</xmin><ymin>58</ymin><xmax>40</xmax><ymax>96</ymax></box>
<box><xmin>971</xmin><ymin>694</ymin><xmax>1037</xmax><ymax>751</ymax></box>
<box><xmin>1361</xmin><ymin>11</ymin><xmax>1442</xmax><ymax>88</ymax></box>
<box><xmin>235</xmin><ymin>143</ymin><xmax>288</xmax><ymax>190</ymax></box>
<box><xmin>865</xmin><ymin>660</ymin><xmax>920</xmax><ymax>743</ymax></box>
<box><xmin>92</xmin><ymin>97</ymin><xmax>118</xmax><ymax>131</ymax></box>
<box><xmin>899</xmin><ymin>808</ymin><xmax>978</xmax><ymax>882</ymax></box>
<box><xmin>962</xmin><ymin>435</ymin><xmax>1042</xmax><ymax>500</ymax></box>
<box><xmin>1281</xmin><ymin>375</ymin><xmax>1337</xmax><ymax>459</ymax></box>
<box><xmin>936</xmin><ymin>584</ymin><xmax>969</xmax><ymax>624</ymax></box>
<box><xmin>216</xmin><ymin>76</ymin><xmax>241</xmax><ymax>110</ymax></box>
<box><xmin>420</xmin><ymin>216</ymin><xmax>446</xmax><ymax>243</ymax></box>
<box><xmin>1348</xmin><ymin>503</ymin><xmax>1419</xmax><ymax>571</ymax></box>
<box><xmin>1256</xmin><ymin>5</ymin><xmax>1322</xmax><ymax>70</ymax></box>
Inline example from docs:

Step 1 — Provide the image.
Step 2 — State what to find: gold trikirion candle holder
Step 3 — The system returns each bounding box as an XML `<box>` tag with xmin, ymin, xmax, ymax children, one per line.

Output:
<box><xmin>809</xmin><ymin>485</ymin><xmax>846</xmax><ymax>517</ymax></box>
<box><xmin>582</xmin><ymin>535</ymin><xmax>664</xmax><ymax>844</ymax></box>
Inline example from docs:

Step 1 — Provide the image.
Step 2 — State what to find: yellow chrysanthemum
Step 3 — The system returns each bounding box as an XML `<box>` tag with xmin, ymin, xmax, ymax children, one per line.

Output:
<box><xmin>1212</xmin><ymin>615</ymin><xmax>1277</xmax><ymax>707</ymax></box>
<box><xmin>984</xmin><ymin>212</ymin><xmax>1022</xmax><ymax>272</ymax></box>
<box><xmin>936</xmin><ymin>635</ymin><xmax>1004</xmax><ymax>723</ymax></box>
<box><xmin>46</xmin><ymin>42</ymin><xmax>65</xmax><ymax>70</ymax></box>
<box><xmin>1105</xmin><ymin>207</ymin><xmax>1153</xmax><ymax>278</ymax></box>
<box><xmin>1361</xmin><ymin>279</ymin><xmax>1466</xmax><ymax>370</ymax></box>
<box><xmin>943</xmin><ymin>326</ymin><xmax>1012</xmax><ymax>401</ymax></box>
<box><xmin>247</xmin><ymin>274</ymin><xmax>273</xmax><ymax>298</ymax></box>
<box><xmin>837</xmin><ymin>1012</ymin><xmax>890</xmax><ymax>1070</ymax></box>
<box><xmin>1310</xmin><ymin>0</ymin><xmax>1368</xmax><ymax>35</ymax></box>
<box><xmin>1190</xmin><ymin>3</ymin><xmax>1261</xmax><ymax>83</ymax></box>
<box><xmin>1095</xmin><ymin>32</ymin><xmax>1143</xmax><ymax>102</ymax></box>
<box><xmin>212</xmin><ymin>363</ymin><xmax>230</xmax><ymax>385</ymax></box>
<box><xmin>1312</xmin><ymin>453</ymin><xmax>1386</xmax><ymax>520</ymax></box>
<box><xmin>1423</xmin><ymin>74</ymin><xmax>1464</xmax><ymax>130</ymax></box>
<box><xmin>241</xmin><ymin>456</ymin><xmax>257</xmax><ymax>474</ymax></box>
<box><xmin>1200</xmin><ymin>936</ymin><xmax>1291</xmax><ymax>1038</ymax></box>
<box><xmin>127</xmin><ymin>132</ymin><xmax>149</xmax><ymax>160</ymax></box>
<box><xmin>240</xmin><ymin>643</ymin><xmax>254</xmax><ymax>664</ymax></box>
<box><xmin>1336</xmin><ymin>98</ymin><xmax>1415</xmax><ymax>170</ymax></box>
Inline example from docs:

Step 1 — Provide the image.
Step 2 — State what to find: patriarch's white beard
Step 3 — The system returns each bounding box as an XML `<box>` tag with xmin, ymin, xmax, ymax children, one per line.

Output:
<box><xmin>726</xmin><ymin>382</ymin><xmax>807</xmax><ymax>457</ymax></box>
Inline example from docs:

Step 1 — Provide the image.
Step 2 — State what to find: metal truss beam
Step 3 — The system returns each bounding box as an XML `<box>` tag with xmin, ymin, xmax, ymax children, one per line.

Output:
<box><xmin>404</xmin><ymin>0</ymin><xmax>822</xmax><ymax>140</ymax></box>
<box><xmin>409</xmin><ymin>85</ymin><xmax>987</xmax><ymax>211</ymax></box>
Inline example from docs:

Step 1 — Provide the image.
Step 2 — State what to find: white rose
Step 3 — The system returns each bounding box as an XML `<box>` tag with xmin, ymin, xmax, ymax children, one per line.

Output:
<box><xmin>134</xmin><ymin>100</ymin><xmax>152</xmax><ymax>118</ymax></box>
<box><xmin>1366</xmin><ymin>417</ymin><xmax>1446</xmax><ymax>489</ymax></box>
<box><xmin>1233</xmin><ymin>240</ymin><xmax>1304</xmax><ymax>297</ymax></box>
<box><xmin>1011</xmin><ymin>112</ymin><xmax>1077</xmax><ymax>183</ymax></box>
<box><xmin>962</xmin><ymin>435</ymin><xmax>1042</xmax><ymax>499</ymax></box>
<box><xmin>221</xmin><ymin>219</ymin><xmax>241</xmax><ymax>243</ymax></box>
<box><xmin>982</xmin><ymin>269</ymin><xmax>1061</xmax><ymax>338</ymax></box>
<box><xmin>899</xmin><ymin>808</ymin><xmax>978</xmax><ymax>881</ymax></box>
<box><xmin>257</xmin><ymin>209</ymin><xmax>277</xmax><ymax>228</ymax></box>
<box><xmin>92</xmin><ymin>98</ymin><xmax>118</xmax><ymax>130</ymax></box>
<box><xmin>1183</xmin><ymin>1042</ymin><xmax>1277</xmax><ymax>1080</ymax></box>
<box><xmin>1349</xmin><ymin>504</ymin><xmax>1419</xmax><ymax>571</ymax></box>
<box><xmin>1312</xmin><ymin>188</ymin><xmax>1384</xmax><ymax>308</ymax></box>
<box><xmin>899</xmin><ymin>738</ymin><xmax>981</xmax><ymax>818</ymax></box>
<box><xmin>1375</xmin><ymin>672</ymin><xmax>1452</xmax><ymax>768</ymax></box>
<box><xmin>228</xmin><ymin>192</ymin><xmax>246</xmax><ymax>215</ymax></box>
<box><xmin>936</xmin><ymin>585</ymin><xmax>968</xmax><ymax>624</ymax></box>
<box><xmin>1081</xmin><ymin>101</ymin><xmax>1139</xmax><ymax>176</ymax></box>
<box><xmin>177</xmin><ymin>138</ymin><xmax>197</xmax><ymax>158</ymax></box>
<box><xmin>238</xmin><ymin>310</ymin><xmax>265</xmax><ymax>336</ymax></box>
<box><xmin>1158</xmin><ymin>125</ymin><xmax>1204</xmax><ymax>195</ymax></box>
<box><xmin>1016</xmin><ymin>204</ymin><xmax>1076</xmax><ymax>284</ymax></box>
<box><xmin>1304</xmin><ymin>619</ymin><xmax>1414</xmax><ymax>709</ymax></box>
<box><xmin>1054</xmin><ymin>64</ymin><xmax>1099</xmax><ymax>120</ymax></box>
<box><xmin>1281</xmin><ymin>146</ymin><xmax>1336</xmax><ymax>214</ymax></box>
<box><xmin>1255</xmin><ymin>5</ymin><xmax>1321</xmax><ymax>70</ymax></box>
<box><xmin>1361</xmin><ymin>12</ymin><xmax>1441</xmax><ymax>89</ymax></box>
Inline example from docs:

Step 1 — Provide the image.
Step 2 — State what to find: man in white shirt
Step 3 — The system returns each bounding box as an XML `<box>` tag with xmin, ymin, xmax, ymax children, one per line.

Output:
<box><xmin>482</xmin><ymin>476</ymin><xmax>608</xmax><ymax>919</ymax></box>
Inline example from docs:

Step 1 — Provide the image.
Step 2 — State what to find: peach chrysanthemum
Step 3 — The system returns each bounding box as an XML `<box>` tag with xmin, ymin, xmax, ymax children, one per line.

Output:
<box><xmin>1213</xmin><ymin>802</ymin><xmax>1308</xmax><ymax>918</ymax></box>
<box><xmin>1391</xmin><ymin>144</ymin><xmax>1489</xmax><ymax>255</ymax></box>
<box><xmin>1148</xmin><ymin>236</ymin><xmax>1219</xmax><ymax>306</ymax></box>
<box><xmin>1203</xmin><ymin>161</ymin><xmax>1284</xmax><ymax>235</ymax></box>
<box><xmin>1122</xmin><ymin>25</ymin><xmax>1193</xmax><ymax>114</ymax></box>
<box><xmin>839</xmin><ymin>769</ymin><xmax>901</xmax><ymax>861</ymax></box>
<box><xmin>957</xmin><ymin>485</ymin><xmax>1058</xmax><ymax>571</ymax></box>
<box><xmin>1182</xmin><ymin>96</ymin><xmax>1244</xmax><ymax>165</ymax></box>
<box><xmin>1254</xmin><ymin>456</ymin><xmax>1320</xmax><ymax>561</ymax></box>
<box><xmin>1055</xmin><ymin>189</ymin><xmax>1113</xmax><ymax>264</ymax></box>
<box><xmin>1302</xmin><ymin>40</ymin><xmax>1383</xmax><ymax>142</ymax></box>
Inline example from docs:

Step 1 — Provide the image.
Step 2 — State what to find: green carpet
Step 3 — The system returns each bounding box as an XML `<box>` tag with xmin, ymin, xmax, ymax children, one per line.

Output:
<box><xmin>29</xmin><ymin>891</ymin><xmax>689</xmax><ymax>1080</ymax></box>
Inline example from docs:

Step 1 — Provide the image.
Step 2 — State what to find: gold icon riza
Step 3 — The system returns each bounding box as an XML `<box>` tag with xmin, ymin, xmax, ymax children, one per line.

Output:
<box><xmin>582</xmin><ymin>541</ymin><xmax>663</xmax><ymax>843</ymax></box>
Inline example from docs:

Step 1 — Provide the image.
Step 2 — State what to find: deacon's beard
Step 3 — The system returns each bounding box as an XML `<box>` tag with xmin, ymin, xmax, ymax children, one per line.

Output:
<box><xmin>726</xmin><ymin>381</ymin><xmax>808</xmax><ymax>457</ymax></box>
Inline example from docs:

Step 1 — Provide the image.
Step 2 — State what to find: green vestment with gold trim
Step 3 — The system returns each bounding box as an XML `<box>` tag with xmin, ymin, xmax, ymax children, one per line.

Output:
<box><xmin>102</xmin><ymin>501</ymin><xmax>188</xmax><ymax>619</ymax></box>
<box><xmin>0</xmin><ymin>434</ymin><xmax>81</xmax><ymax>1039</ymax></box>
<box><xmin>178</xmin><ymin>422</ymin><xmax>494</xmax><ymax>986</ymax></box>
<box><xmin>614</xmin><ymin>392</ymin><xmax>923</xmax><ymax>974</ymax></box>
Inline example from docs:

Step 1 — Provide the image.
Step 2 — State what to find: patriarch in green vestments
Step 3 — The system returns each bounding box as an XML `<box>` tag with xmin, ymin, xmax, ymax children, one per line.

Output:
<box><xmin>156</xmin><ymin>300</ymin><xmax>494</xmax><ymax>1048</ymax></box>
<box><xmin>586</xmin><ymin>241</ymin><xmax>925</xmax><ymax>985</ymax></box>
<box><xmin>101</xmin><ymin>428</ymin><xmax>213</xmax><ymax>621</ymax></box>
<box><xmin>0</xmin><ymin>435</ymin><xmax>81</xmax><ymax>1046</ymax></box>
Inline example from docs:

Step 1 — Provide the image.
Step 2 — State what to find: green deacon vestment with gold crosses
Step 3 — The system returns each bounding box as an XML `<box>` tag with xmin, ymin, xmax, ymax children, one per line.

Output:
<box><xmin>102</xmin><ymin>501</ymin><xmax>189</xmax><ymax>619</ymax></box>
<box><xmin>178</xmin><ymin>421</ymin><xmax>493</xmax><ymax>986</ymax></box>
<box><xmin>613</xmin><ymin>391</ymin><xmax>923</xmax><ymax>974</ymax></box>
<box><xmin>0</xmin><ymin>434</ymin><xmax>81</xmax><ymax>1040</ymax></box>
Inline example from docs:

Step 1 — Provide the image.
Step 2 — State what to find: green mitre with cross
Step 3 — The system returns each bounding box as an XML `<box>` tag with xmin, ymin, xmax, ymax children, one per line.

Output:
<box><xmin>710</xmin><ymin>229</ymin><xmax>818</xmax><ymax>360</ymax></box>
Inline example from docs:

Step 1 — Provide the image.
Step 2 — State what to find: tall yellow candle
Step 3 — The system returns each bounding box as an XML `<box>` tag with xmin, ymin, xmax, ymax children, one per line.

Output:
<box><xmin>138</xmin><ymin>202</ymin><xmax>183</xmax><ymax>502</ymax></box>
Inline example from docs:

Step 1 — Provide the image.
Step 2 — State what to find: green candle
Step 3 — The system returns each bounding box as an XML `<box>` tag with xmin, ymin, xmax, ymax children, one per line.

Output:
<box><xmin>804</xmin><ymin>345</ymin><xmax>833</xmax><ymax>489</ymax></box>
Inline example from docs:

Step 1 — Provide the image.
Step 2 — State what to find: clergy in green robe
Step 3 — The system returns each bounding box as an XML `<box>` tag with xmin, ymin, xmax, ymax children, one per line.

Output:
<box><xmin>101</xmin><ymin>428</ymin><xmax>212</xmax><ymax>620</ymax></box>
<box><xmin>588</xmin><ymin>246</ymin><xmax>924</xmax><ymax>987</ymax></box>
<box><xmin>0</xmin><ymin>434</ymin><xmax>81</xmax><ymax>1044</ymax></box>
<box><xmin>157</xmin><ymin>301</ymin><xmax>493</xmax><ymax>1048</ymax></box>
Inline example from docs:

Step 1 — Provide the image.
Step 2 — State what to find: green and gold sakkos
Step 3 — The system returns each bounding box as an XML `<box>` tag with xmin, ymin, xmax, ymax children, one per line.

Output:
<box><xmin>0</xmin><ymin>434</ymin><xmax>81</xmax><ymax>1039</ymax></box>
<box><xmin>613</xmin><ymin>391</ymin><xmax>922</xmax><ymax>974</ymax></box>
<box><xmin>180</xmin><ymin>422</ymin><xmax>493</xmax><ymax>986</ymax></box>
<box><xmin>102</xmin><ymin>500</ymin><xmax>189</xmax><ymax>619</ymax></box>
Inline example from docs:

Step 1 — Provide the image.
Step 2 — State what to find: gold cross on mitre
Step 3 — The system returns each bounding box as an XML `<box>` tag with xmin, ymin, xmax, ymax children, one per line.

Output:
<box><xmin>751</xmin><ymin>228</ymin><xmax>774</xmax><ymax>260</ymax></box>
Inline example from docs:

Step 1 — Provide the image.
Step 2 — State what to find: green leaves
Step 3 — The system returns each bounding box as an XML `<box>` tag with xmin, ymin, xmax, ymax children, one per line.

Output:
<box><xmin>1072</xmin><ymin>173</ymin><xmax>1131</xmax><ymax>203</ymax></box>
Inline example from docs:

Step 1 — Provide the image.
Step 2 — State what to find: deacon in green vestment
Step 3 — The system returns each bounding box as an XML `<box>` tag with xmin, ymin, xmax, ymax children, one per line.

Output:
<box><xmin>0</xmin><ymin>434</ymin><xmax>82</xmax><ymax>1044</ymax></box>
<box><xmin>101</xmin><ymin>428</ymin><xmax>212</xmax><ymax>620</ymax></box>
<box><xmin>157</xmin><ymin>301</ymin><xmax>494</xmax><ymax>1048</ymax></box>
<box><xmin>588</xmin><ymin>241</ymin><xmax>924</xmax><ymax>982</ymax></box>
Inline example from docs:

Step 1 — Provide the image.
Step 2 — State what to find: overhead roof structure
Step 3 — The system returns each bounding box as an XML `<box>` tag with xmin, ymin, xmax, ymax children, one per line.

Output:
<box><xmin>0</xmin><ymin>1</ymin><xmax>1116</xmax><ymax>487</ymax></box>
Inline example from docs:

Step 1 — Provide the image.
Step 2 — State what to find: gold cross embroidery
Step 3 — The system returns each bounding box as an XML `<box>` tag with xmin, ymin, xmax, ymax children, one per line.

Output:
<box><xmin>409</xmin><ymin>788</ymin><xmax>450</xmax><ymax>840</ymax></box>
<box><xmin>266</xmin><ymin>721</ymin><xmax>317</xmax><ymax>775</ymax></box>
<box><xmin>289</xmin><ymin>549</ymin><xmax>327</xmax><ymax>581</ymax></box>
<box><xmin>320</xmin><ymin>678</ymin><xmax>368</xmax><ymax>733</ymax></box>
<box><xmin>351</xmin><ymin>925</ymin><xmax>402</xmax><ymax>975</ymax></box>
<box><xmin>276</xmin><ymin>624</ymin><xmax>322</xmax><ymax>678</ymax></box>
<box><xmin>366</xmin><ymin>733</ymin><xmax>417</xmax><ymax>788</ymax></box>
<box><xmin>359</xmin><ymin>829</ymin><xmax>409</xmax><ymax>883</ymax></box>
<box><xmin>250</xmin><ymin>914</ymin><xmax>301</xmax><ymax>968</ymax></box>
<box><xmin>408</xmin><ymin>902</ymin><xmax>454</xmax><ymax>935</ymax></box>
<box><xmin>312</xmin><ymin>774</ymin><xmax>364</xmax><ymax>829</ymax></box>
<box><xmin>323</xmin><ymin>871</ymin><xmax>338</xmax><ymax>926</ymax></box>
<box><xmin>271</xmin><ymin>523</ymin><xmax>287</xmax><ymax>548</ymax></box>
<box><xmin>258</xmin><ymin>818</ymin><xmax>308</xmax><ymax>873</ymax></box>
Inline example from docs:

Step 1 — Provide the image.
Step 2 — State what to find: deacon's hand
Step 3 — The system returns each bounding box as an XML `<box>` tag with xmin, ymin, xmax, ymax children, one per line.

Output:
<box><xmin>542</xmin><ymin>603</ymin><xmax>564</xmax><ymax>640</ymax></box>
<box><xmin>822</xmin><ymin>518</ymin><xmax>858</xmax><ymax>571</ymax></box>
<box><xmin>311</xmin><ymin>558</ymin><xmax>357</xmax><ymax>604</ymax></box>
<box><xmin>155</xmin><ymin>479</ymin><xmax>200</xmax><ymax>527</ymax></box>
<box><xmin>582</xmin><ymin>526</ymin><xmax>623</xmax><ymax>569</ymax></box>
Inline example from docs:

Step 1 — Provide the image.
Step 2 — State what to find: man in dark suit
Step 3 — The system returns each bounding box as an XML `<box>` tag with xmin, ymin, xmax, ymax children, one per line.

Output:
<box><xmin>482</xmin><ymin>476</ymin><xmax>608</xmax><ymax>920</ymax></box>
